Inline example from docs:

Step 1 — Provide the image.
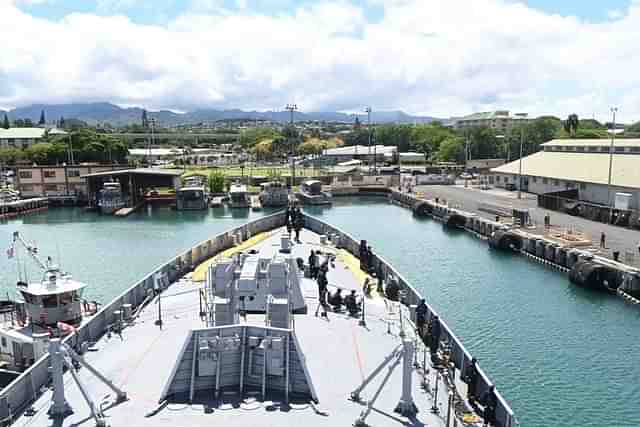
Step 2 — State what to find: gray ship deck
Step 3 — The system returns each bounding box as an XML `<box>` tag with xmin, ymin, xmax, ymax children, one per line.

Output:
<box><xmin>14</xmin><ymin>228</ymin><xmax>475</xmax><ymax>427</ymax></box>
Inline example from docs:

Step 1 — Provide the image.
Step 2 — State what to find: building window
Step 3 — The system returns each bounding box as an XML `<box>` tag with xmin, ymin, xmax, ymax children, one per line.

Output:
<box><xmin>1</xmin><ymin>337</ymin><xmax>5</xmax><ymax>347</ymax></box>
<box><xmin>44</xmin><ymin>170</ymin><xmax>56</xmax><ymax>178</ymax></box>
<box><xmin>44</xmin><ymin>184</ymin><xmax>58</xmax><ymax>192</ymax></box>
<box><xmin>19</xmin><ymin>171</ymin><xmax>32</xmax><ymax>179</ymax></box>
<box><xmin>554</xmin><ymin>180</ymin><xmax>560</xmax><ymax>186</ymax></box>
<box><xmin>615</xmin><ymin>147</ymin><xmax>625</xmax><ymax>153</ymax></box>
<box><xmin>542</xmin><ymin>178</ymin><xmax>548</xmax><ymax>184</ymax></box>
<box><xmin>589</xmin><ymin>146</ymin><xmax>598</xmax><ymax>152</ymax></box>
<box><xmin>580</xmin><ymin>183</ymin><xmax>586</xmax><ymax>190</ymax></box>
<box><xmin>67</xmin><ymin>170</ymin><xmax>81</xmax><ymax>177</ymax></box>
<box><xmin>532</xmin><ymin>177</ymin><xmax>537</xmax><ymax>183</ymax></box>
<box><xmin>577</xmin><ymin>147</ymin><xmax>585</xmax><ymax>152</ymax></box>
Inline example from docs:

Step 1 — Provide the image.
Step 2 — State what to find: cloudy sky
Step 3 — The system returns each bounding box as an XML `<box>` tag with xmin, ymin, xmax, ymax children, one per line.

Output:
<box><xmin>1</xmin><ymin>0</ymin><xmax>639</xmax><ymax>121</ymax></box>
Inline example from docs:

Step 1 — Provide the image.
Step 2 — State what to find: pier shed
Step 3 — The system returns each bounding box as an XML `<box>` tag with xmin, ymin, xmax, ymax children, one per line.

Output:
<box><xmin>83</xmin><ymin>168</ymin><xmax>183</xmax><ymax>209</ymax></box>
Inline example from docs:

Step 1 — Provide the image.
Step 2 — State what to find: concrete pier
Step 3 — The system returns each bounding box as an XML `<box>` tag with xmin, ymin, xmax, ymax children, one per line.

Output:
<box><xmin>389</xmin><ymin>189</ymin><xmax>640</xmax><ymax>303</ymax></box>
<box><xmin>0</xmin><ymin>197</ymin><xmax>48</xmax><ymax>220</ymax></box>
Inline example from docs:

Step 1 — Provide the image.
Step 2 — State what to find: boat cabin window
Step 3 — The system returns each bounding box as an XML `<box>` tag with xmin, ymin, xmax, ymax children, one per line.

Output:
<box><xmin>59</xmin><ymin>291</ymin><xmax>78</xmax><ymax>305</ymax></box>
<box><xmin>42</xmin><ymin>294</ymin><xmax>58</xmax><ymax>308</ymax></box>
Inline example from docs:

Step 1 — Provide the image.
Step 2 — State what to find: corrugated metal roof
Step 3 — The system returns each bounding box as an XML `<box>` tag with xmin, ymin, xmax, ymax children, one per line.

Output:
<box><xmin>491</xmin><ymin>151</ymin><xmax>640</xmax><ymax>189</ymax></box>
<box><xmin>542</xmin><ymin>138</ymin><xmax>640</xmax><ymax>147</ymax></box>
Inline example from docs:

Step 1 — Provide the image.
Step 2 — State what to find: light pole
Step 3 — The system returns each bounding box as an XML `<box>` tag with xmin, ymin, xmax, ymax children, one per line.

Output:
<box><xmin>285</xmin><ymin>104</ymin><xmax>298</xmax><ymax>190</ymax></box>
<box><xmin>607</xmin><ymin>107</ymin><xmax>618</xmax><ymax>222</ymax></box>
<box><xmin>147</xmin><ymin>118</ymin><xmax>156</xmax><ymax>168</ymax></box>
<box><xmin>365</xmin><ymin>107</ymin><xmax>372</xmax><ymax>173</ymax></box>
<box><xmin>517</xmin><ymin>114</ymin><xmax>528</xmax><ymax>200</ymax></box>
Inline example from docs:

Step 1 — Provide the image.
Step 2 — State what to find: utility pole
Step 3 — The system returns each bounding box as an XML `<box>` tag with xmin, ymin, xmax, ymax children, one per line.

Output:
<box><xmin>286</xmin><ymin>104</ymin><xmax>298</xmax><ymax>190</ymax></box>
<box><xmin>147</xmin><ymin>118</ymin><xmax>156</xmax><ymax>168</ymax></box>
<box><xmin>607</xmin><ymin>107</ymin><xmax>618</xmax><ymax>222</ymax></box>
<box><xmin>517</xmin><ymin>114</ymin><xmax>528</xmax><ymax>200</ymax></box>
<box><xmin>365</xmin><ymin>107</ymin><xmax>372</xmax><ymax>174</ymax></box>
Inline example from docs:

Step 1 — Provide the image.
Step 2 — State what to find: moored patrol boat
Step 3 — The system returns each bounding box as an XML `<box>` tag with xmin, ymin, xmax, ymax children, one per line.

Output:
<box><xmin>4</xmin><ymin>213</ymin><xmax>517</xmax><ymax>427</ymax></box>
<box><xmin>0</xmin><ymin>232</ymin><xmax>96</xmax><ymax>374</ymax></box>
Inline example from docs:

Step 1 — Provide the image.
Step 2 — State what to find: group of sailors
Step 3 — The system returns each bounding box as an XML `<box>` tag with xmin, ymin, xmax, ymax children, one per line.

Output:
<box><xmin>285</xmin><ymin>204</ymin><xmax>304</xmax><ymax>242</ymax></box>
<box><xmin>309</xmin><ymin>249</ymin><xmax>362</xmax><ymax>317</ymax></box>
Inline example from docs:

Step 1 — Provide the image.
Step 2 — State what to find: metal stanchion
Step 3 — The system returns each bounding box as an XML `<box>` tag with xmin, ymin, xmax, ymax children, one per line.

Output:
<box><xmin>446</xmin><ymin>391</ymin><xmax>454</xmax><ymax>426</ymax></box>
<box><xmin>431</xmin><ymin>372</ymin><xmax>440</xmax><ymax>414</ymax></box>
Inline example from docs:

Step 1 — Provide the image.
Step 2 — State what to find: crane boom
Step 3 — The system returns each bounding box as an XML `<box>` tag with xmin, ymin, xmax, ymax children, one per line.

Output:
<box><xmin>12</xmin><ymin>231</ymin><xmax>47</xmax><ymax>271</ymax></box>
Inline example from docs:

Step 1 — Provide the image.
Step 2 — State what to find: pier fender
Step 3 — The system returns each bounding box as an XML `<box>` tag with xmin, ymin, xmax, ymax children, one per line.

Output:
<box><xmin>443</xmin><ymin>212</ymin><xmax>466</xmax><ymax>229</ymax></box>
<box><xmin>569</xmin><ymin>261</ymin><xmax>619</xmax><ymax>291</ymax></box>
<box><xmin>488</xmin><ymin>230</ymin><xmax>523</xmax><ymax>252</ymax></box>
<box><xmin>620</xmin><ymin>271</ymin><xmax>640</xmax><ymax>299</ymax></box>
<box><xmin>412</xmin><ymin>201</ymin><xmax>433</xmax><ymax>217</ymax></box>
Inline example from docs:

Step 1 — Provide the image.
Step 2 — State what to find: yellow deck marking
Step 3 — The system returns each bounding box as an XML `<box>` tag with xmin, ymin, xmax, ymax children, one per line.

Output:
<box><xmin>191</xmin><ymin>232</ymin><xmax>272</xmax><ymax>282</ymax></box>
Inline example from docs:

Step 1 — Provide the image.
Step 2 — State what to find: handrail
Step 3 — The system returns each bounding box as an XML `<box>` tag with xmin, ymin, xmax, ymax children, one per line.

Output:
<box><xmin>302</xmin><ymin>212</ymin><xmax>518</xmax><ymax>427</ymax></box>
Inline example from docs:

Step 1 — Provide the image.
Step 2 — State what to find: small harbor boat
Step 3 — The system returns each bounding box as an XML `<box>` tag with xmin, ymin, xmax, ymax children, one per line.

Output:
<box><xmin>259</xmin><ymin>181</ymin><xmax>289</xmax><ymax>207</ymax></box>
<box><xmin>296</xmin><ymin>179</ymin><xmax>332</xmax><ymax>205</ymax></box>
<box><xmin>177</xmin><ymin>175</ymin><xmax>209</xmax><ymax>210</ymax></box>
<box><xmin>228</xmin><ymin>182</ymin><xmax>250</xmax><ymax>208</ymax></box>
<box><xmin>97</xmin><ymin>181</ymin><xmax>126</xmax><ymax>214</ymax></box>
<box><xmin>0</xmin><ymin>232</ymin><xmax>96</xmax><ymax>372</ymax></box>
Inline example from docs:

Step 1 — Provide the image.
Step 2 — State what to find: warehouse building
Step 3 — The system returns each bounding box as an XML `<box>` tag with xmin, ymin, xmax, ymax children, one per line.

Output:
<box><xmin>491</xmin><ymin>139</ymin><xmax>640</xmax><ymax>210</ymax></box>
<box><xmin>321</xmin><ymin>145</ymin><xmax>397</xmax><ymax>164</ymax></box>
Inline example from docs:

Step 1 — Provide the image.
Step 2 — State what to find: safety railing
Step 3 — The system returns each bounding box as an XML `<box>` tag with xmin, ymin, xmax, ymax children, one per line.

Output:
<box><xmin>0</xmin><ymin>211</ymin><xmax>287</xmax><ymax>420</ymax></box>
<box><xmin>303</xmin><ymin>213</ymin><xmax>518</xmax><ymax>427</ymax></box>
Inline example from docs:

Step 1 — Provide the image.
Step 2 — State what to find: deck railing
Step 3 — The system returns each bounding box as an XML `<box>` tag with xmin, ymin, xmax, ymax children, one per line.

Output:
<box><xmin>0</xmin><ymin>211</ymin><xmax>287</xmax><ymax>420</ymax></box>
<box><xmin>303</xmin><ymin>213</ymin><xmax>518</xmax><ymax>427</ymax></box>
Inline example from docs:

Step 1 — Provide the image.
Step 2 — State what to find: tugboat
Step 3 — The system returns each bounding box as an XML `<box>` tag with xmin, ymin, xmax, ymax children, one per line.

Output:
<box><xmin>259</xmin><ymin>181</ymin><xmax>289</xmax><ymax>207</ymax></box>
<box><xmin>177</xmin><ymin>175</ymin><xmax>209</xmax><ymax>210</ymax></box>
<box><xmin>97</xmin><ymin>181</ymin><xmax>126</xmax><ymax>214</ymax></box>
<box><xmin>228</xmin><ymin>182</ymin><xmax>250</xmax><ymax>208</ymax></box>
<box><xmin>296</xmin><ymin>179</ymin><xmax>332</xmax><ymax>205</ymax></box>
<box><xmin>0</xmin><ymin>232</ymin><xmax>96</xmax><ymax>372</ymax></box>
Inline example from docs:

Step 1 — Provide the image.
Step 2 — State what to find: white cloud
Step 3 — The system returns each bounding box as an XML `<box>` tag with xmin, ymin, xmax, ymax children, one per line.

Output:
<box><xmin>1</xmin><ymin>0</ymin><xmax>640</xmax><ymax>122</ymax></box>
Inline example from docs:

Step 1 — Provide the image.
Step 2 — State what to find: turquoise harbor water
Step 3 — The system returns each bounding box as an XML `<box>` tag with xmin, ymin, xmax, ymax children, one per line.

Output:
<box><xmin>1</xmin><ymin>198</ymin><xmax>639</xmax><ymax>427</ymax></box>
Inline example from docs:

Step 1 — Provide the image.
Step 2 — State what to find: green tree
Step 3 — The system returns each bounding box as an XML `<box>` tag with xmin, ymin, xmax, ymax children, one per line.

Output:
<box><xmin>437</xmin><ymin>137</ymin><xmax>466</xmax><ymax>163</ymax></box>
<box><xmin>563</xmin><ymin>114</ymin><xmax>579</xmax><ymax>138</ymax></box>
<box><xmin>0</xmin><ymin>147</ymin><xmax>24</xmax><ymax>164</ymax></box>
<box><xmin>25</xmin><ymin>143</ymin><xmax>53</xmax><ymax>164</ymax></box>
<box><xmin>38</xmin><ymin>110</ymin><xmax>46</xmax><ymax>126</ymax></box>
<box><xmin>24</xmin><ymin>118</ymin><xmax>34</xmax><ymax>127</ymax></box>
<box><xmin>2</xmin><ymin>114</ymin><xmax>9</xmax><ymax>129</ymax></box>
<box><xmin>239</xmin><ymin>128</ymin><xmax>280</xmax><ymax>147</ymax></box>
<box><xmin>208</xmin><ymin>170</ymin><xmax>226</xmax><ymax>193</ymax></box>
<box><xmin>411</xmin><ymin>124</ymin><xmax>451</xmax><ymax>169</ymax></box>
<box><xmin>13</xmin><ymin>119</ymin><xmax>25</xmax><ymax>127</ymax></box>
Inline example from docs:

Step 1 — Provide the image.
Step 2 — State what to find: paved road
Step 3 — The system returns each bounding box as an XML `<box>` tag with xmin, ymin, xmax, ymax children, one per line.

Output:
<box><xmin>413</xmin><ymin>184</ymin><xmax>640</xmax><ymax>266</ymax></box>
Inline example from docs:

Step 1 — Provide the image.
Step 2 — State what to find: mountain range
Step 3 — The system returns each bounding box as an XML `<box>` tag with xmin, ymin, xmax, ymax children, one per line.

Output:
<box><xmin>0</xmin><ymin>103</ymin><xmax>440</xmax><ymax>126</ymax></box>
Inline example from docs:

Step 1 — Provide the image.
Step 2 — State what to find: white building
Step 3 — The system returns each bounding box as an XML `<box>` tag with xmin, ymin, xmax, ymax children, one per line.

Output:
<box><xmin>127</xmin><ymin>148</ymin><xmax>247</xmax><ymax>166</ymax></box>
<box><xmin>490</xmin><ymin>139</ymin><xmax>640</xmax><ymax>210</ymax></box>
<box><xmin>0</xmin><ymin>128</ymin><xmax>67</xmax><ymax>148</ymax></box>
<box><xmin>322</xmin><ymin>145</ymin><xmax>397</xmax><ymax>164</ymax></box>
<box><xmin>454</xmin><ymin>111</ymin><xmax>530</xmax><ymax>133</ymax></box>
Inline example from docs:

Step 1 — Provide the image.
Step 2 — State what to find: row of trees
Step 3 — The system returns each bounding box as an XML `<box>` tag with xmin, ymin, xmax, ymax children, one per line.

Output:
<box><xmin>0</xmin><ymin>129</ymin><xmax>128</xmax><ymax>165</ymax></box>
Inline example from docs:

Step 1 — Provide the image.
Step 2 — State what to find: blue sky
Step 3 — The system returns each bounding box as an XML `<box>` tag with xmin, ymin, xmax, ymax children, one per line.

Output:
<box><xmin>17</xmin><ymin>0</ymin><xmax>632</xmax><ymax>24</ymax></box>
